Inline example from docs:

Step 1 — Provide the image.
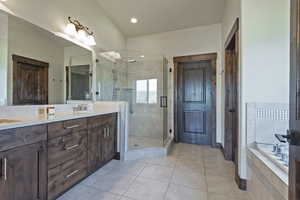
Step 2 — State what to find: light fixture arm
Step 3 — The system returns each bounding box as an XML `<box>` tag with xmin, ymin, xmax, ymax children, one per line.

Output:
<box><xmin>68</xmin><ymin>16</ymin><xmax>94</xmax><ymax>35</ymax></box>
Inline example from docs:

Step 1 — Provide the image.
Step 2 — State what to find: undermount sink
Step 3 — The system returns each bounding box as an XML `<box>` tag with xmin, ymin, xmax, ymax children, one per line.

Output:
<box><xmin>0</xmin><ymin>119</ymin><xmax>22</xmax><ymax>124</ymax></box>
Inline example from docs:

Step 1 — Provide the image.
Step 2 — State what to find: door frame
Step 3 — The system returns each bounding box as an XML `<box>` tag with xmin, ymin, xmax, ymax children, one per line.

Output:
<box><xmin>290</xmin><ymin>0</ymin><xmax>299</xmax><ymax>199</ymax></box>
<box><xmin>12</xmin><ymin>54</ymin><xmax>49</xmax><ymax>105</ymax></box>
<box><xmin>224</xmin><ymin>18</ymin><xmax>239</xmax><ymax>161</ymax></box>
<box><xmin>223</xmin><ymin>18</ymin><xmax>245</xmax><ymax>190</ymax></box>
<box><xmin>173</xmin><ymin>53</ymin><xmax>217</xmax><ymax>147</ymax></box>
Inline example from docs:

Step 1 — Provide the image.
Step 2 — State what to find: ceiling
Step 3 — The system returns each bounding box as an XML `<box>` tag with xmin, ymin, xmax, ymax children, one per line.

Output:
<box><xmin>97</xmin><ymin>0</ymin><xmax>225</xmax><ymax>37</ymax></box>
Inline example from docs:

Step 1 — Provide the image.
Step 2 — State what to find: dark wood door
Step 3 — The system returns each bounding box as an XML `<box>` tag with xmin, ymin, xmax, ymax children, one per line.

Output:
<box><xmin>177</xmin><ymin>61</ymin><xmax>212</xmax><ymax>145</ymax></box>
<box><xmin>0</xmin><ymin>142</ymin><xmax>47</xmax><ymax>200</ymax></box>
<box><xmin>13</xmin><ymin>55</ymin><xmax>49</xmax><ymax>105</ymax></box>
<box><xmin>225</xmin><ymin>50</ymin><xmax>238</xmax><ymax>161</ymax></box>
<box><xmin>289</xmin><ymin>0</ymin><xmax>300</xmax><ymax>199</ymax></box>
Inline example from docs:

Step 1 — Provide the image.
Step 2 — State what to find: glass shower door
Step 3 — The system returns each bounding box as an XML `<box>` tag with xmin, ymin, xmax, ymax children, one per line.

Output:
<box><xmin>126</xmin><ymin>55</ymin><xmax>166</xmax><ymax>149</ymax></box>
<box><xmin>162</xmin><ymin>57</ymin><xmax>169</xmax><ymax>145</ymax></box>
<box><xmin>95</xmin><ymin>51</ymin><xmax>168</xmax><ymax>150</ymax></box>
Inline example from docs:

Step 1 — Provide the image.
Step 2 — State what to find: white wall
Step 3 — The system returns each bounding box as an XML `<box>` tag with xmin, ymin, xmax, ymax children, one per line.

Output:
<box><xmin>222</xmin><ymin>0</ymin><xmax>241</xmax><ymax>42</ymax></box>
<box><xmin>0</xmin><ymin>0</ymin><xmax>125</xmax><ymax>51</ymax></box>
<box><xmin>127</xmin><ymin>24</ymin><xmax>223</xmax><ymax>143</ymax></box>
<box><xmin>7</xmin><ymin>15</ymin><xmax>65</xmax><ymax>104</ymax></box>
<box><xmin>239</xmin><ymin>0</ymin><xmax>290</xmax><ymax>179</ymax></box>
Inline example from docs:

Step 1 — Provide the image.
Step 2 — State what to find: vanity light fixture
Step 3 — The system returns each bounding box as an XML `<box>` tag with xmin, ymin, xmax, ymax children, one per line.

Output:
<box><xmin>130</xmin><ymin>17</ymin><xmax>138</xmax><ymax>24</ymax></box>
<box><xmin>65</xmin><ymin>17</ymin><xmax>96</xmax><ymax>46</ymax></box>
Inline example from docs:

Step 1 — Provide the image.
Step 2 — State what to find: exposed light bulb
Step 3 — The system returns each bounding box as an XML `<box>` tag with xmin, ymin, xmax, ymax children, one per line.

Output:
<box><xmin>130</xmin><ymin>18</ymin><xmax>138</xmax><ymax>24</ymax></box>
<box><xmin>86</xmin><ymin>35</ymin><xmax>96</xmax><ymax>46</ymax></box>
<box><xmin>65</xmin><ymin>23</ymin><xmax>76</xmax><ymax>36</ymax></box>
<box><xmin>77</xmin><ymin>29</ymin><xmax>86</xmax><ymax>41</ymax></box>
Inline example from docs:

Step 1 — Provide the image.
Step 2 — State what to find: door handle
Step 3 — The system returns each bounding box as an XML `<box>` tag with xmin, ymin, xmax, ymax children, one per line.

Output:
<box><xmin>160</xmin><ymin>96</ymin><xmax>168</xmax><ymax>108</ymax></box>
<box><xmin>163</xmin><ymin>96</ymin><xmax>168</xmax><ymax>108</ymax></box>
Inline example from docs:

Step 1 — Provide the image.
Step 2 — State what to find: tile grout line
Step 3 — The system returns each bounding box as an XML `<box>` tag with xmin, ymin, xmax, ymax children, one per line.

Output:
<box><xmin>202</xmin><ymin>148</ymin><xmax>210</xmax><ymax>200</ymax></box>
<box><xmin>162</xmin><ymin>148</ymin><xmax>180</xmax><ymax>200</ymax></box>
<box><xmin>120</xmin><ymin>160</ymin><xmax>148</xmax><ymax>200</ymax></box>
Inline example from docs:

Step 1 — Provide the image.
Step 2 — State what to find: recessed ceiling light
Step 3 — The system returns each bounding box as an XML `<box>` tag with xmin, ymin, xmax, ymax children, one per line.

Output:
<box><xmin>140</xmin><ymin>55</ymin><xmax>145</xmax><ymax>58</ymax></box>
<box><xmin>130</xmin><ymin>18</ymin><xmax>138</xmax><ymax>24</ymax></box>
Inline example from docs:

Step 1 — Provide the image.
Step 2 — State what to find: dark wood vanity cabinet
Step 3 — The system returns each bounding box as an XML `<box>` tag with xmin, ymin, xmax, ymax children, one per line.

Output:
<box><xmin>0</xmin><ymin>112</ymin><xmax>118</xmax><ymax>200</ymax></box>
<box><xmin>102</xmin><ymin>114</ymin><xmax>117</xmax><ymax>163</ymax></box>
<box><xmin>47</xmin><ymin>118</ymin><xmax>88</xmax><ymax>200</ymax></box>
<box><xmin>47</xmin><ymin>113</ymin><xmax>117</xmax><ymax>200</ymax></box>
<box><xmin>0</xmin><ymin>142</ymin><xmax>47</xmax><ymax>200</ymax></box>
<box><xmin>87</xmin><ymin>113</ymin><xmax>117</xmax><ymax>174</ymax></box>
<box><xmin>0</xmin><ymin>126</ymin><xmax>48</xmax><ymax>200</ymax></box>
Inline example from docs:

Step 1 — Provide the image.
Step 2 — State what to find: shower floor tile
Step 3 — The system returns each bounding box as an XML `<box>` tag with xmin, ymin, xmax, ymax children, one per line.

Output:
<box><xmin>129</xmin><ymin>136</ymin><xmax>163</xmax><ymax>149</ymax></box>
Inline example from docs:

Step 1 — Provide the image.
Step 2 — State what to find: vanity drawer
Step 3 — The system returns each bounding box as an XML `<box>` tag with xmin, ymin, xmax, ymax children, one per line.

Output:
<box><xmin>48</xmin><ymin>118</ymin><xmax>87</xmax><ymax>139</ymax></box>
<box><xmin>0</xmin><ymin>125</ymin><xmax>47</xmax><ymax>151</ymax></box>
<box><xmin>48</xmin><ymin>159</ymin><xmax>88</xmax><ymax>200</ymax></box>
<box><xmin>48</xmin><ymin>129</ymin><xmax>87</xmax><ymax>169</ymax></box>
<box><xmin>87</xmin><ymin>113</ymin><xmax>117</xmax><ymax>129</ymax></box>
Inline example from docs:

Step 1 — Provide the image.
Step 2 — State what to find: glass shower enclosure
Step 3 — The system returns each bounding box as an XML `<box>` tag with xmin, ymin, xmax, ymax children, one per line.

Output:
<box><xmin>95</xmin><ymin>50</ymin><xmax>169</xmax><ymax>150</ymax></box>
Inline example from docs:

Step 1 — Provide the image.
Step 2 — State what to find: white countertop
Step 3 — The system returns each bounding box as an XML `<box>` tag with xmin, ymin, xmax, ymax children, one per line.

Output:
<box><xmin>0</xmin><ymin>110</ymin><xmax>118</xmax><ymax>131</ymax></box>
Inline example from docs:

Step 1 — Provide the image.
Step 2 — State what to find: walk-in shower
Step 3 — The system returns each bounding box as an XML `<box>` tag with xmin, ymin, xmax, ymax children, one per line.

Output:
<box><xmin>95</xmin><ymin>50</ymin><xmax>169</xmax><ymax>152</ymax></box>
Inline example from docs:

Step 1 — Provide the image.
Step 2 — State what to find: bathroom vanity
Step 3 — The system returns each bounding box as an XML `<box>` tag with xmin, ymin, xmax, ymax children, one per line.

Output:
<box><xmin>0</xmin><ymin>112</ymin><xmax>118</xmax><ymax>200</ymax></box>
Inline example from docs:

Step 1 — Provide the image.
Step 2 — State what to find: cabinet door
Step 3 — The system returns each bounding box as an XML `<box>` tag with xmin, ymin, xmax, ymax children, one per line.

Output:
<box><xmin>0</xmin><ymin>142</ymin><xmax>47</xmax><ymax>200</ymax></box>
<box><xmin>103</xmin><ymin>119</ymin><xmax>116</xmax><ymax>162</ymax></box>
<box><xmin>88</xmin><ymin>125</ymin><xmax>104</xmax><ymax>173</ymax></box>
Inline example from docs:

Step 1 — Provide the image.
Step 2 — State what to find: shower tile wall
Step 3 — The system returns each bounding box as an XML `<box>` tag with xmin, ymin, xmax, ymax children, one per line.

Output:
<box><xmin>127</xmin><ymin>59</ymin><xmax>163</xmax><ymax>141</ymax></box>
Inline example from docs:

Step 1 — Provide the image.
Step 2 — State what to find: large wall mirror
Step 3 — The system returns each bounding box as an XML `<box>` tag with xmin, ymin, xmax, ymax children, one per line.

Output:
<box><xmin>0</xmin><ymin>10</ymin><xmax>93</xmax><ymax>105</ymax></box>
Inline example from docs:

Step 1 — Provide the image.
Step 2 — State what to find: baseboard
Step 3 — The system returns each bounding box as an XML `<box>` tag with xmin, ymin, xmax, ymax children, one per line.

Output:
<box><xmin>216</xmin><ymin>143</ymin><xmax>226</xmax><ymax>158</ymax></box>
<box><xmin>235</xmin><ymin>174</ymin><xmax>247</xmax><ymax>191</ymax></box>
<box><xmin>114</xmin><ymin>152</ymin><xmax>121</xmax><ymax>160</ymax></box>
<box><xmin>216</xmin><ymin>143</ymin><xmax>222</xmax><ymax>148</ymax></box>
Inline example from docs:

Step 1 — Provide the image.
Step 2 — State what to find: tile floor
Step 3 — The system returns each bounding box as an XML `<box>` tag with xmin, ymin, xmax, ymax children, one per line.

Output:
<box><xmin>58</xmin><ymin>143</ymin><xmax>250</xmax><ymax>200</ymax></box>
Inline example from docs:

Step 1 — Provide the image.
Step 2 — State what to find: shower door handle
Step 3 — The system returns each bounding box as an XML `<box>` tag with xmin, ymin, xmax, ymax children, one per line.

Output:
<box><xmin>164</xmin><ymin>96</ymin><xmax>168</xmax><ymax>108</ymax></box>
<box><xmin>160</xmin><ymin>96</ymin><xmax>167</xmax><ymax>108</ymax></box>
